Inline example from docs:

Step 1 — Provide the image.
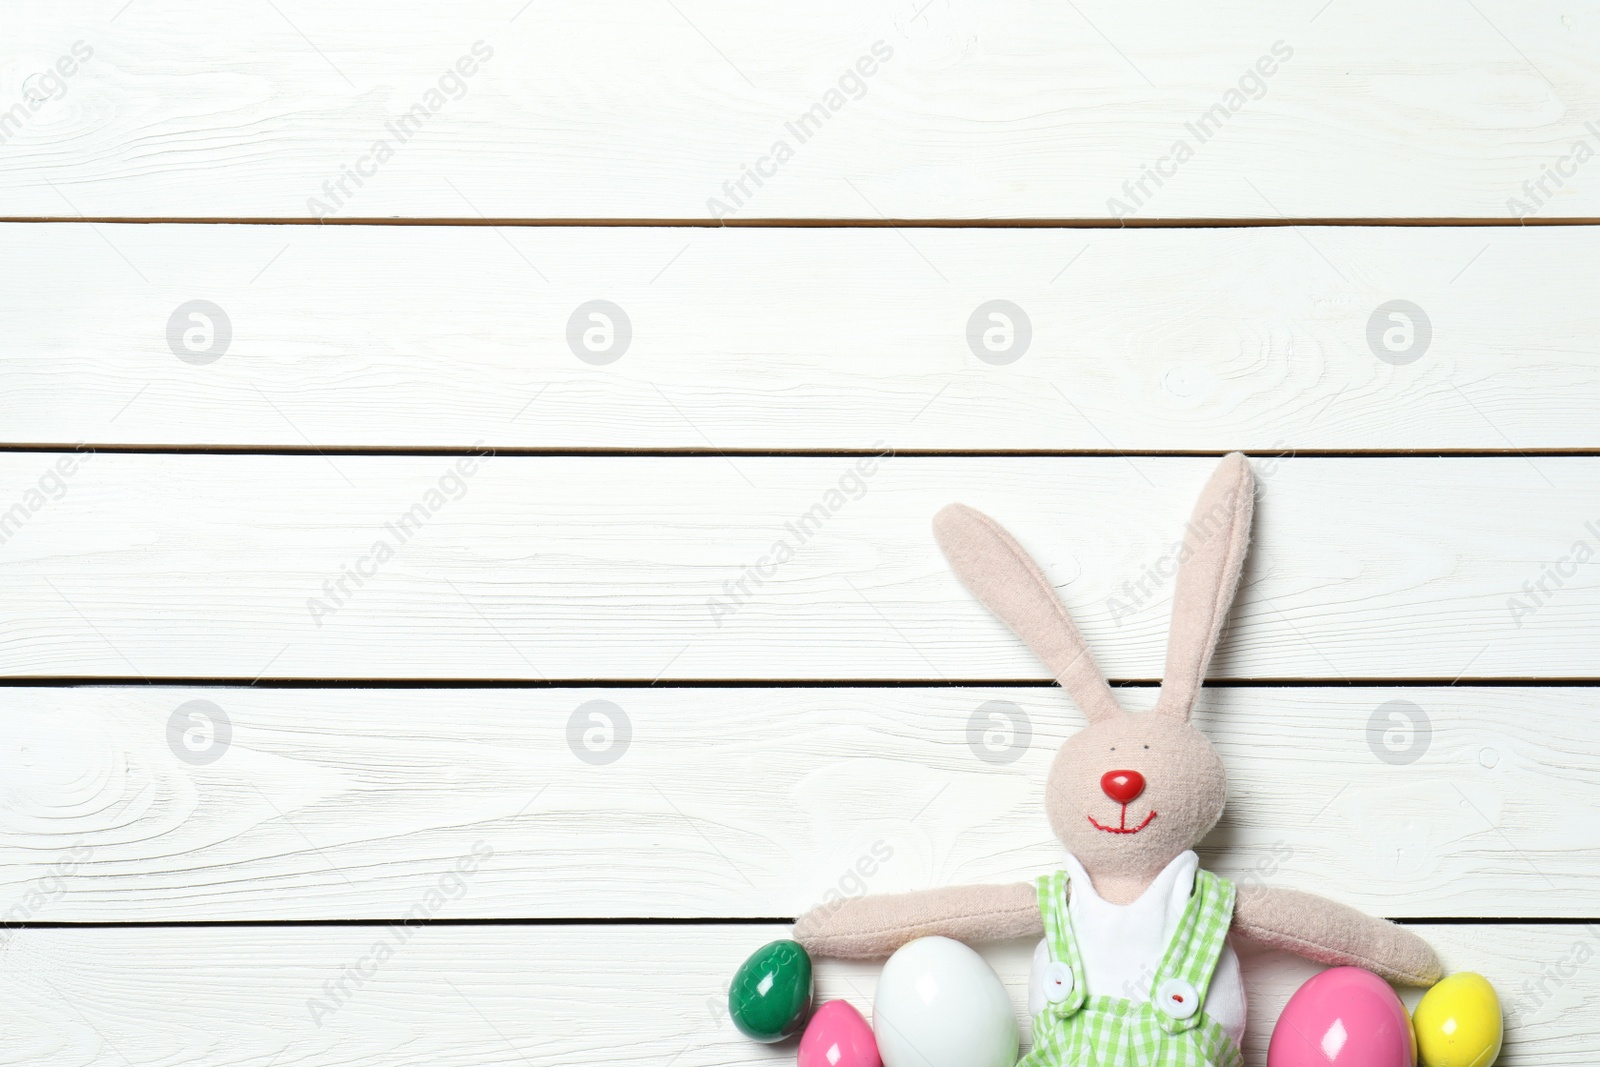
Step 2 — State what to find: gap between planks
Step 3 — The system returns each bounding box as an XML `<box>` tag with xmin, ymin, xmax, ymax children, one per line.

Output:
<box><xmin>5</xmin><ymin>677</ymin><xmax>1600</xmax><ymax>688</ymax></box>
<box><xmin>5</xmin><ymin>217</ymin><xmax>1600</xmax><ymax>228</ymax></box>
<box><xmin>6</xmin><ymin>917</ymin><xmax>1592</xmax><ymax>929</ymax></box>
<box><xmin>5</xmin><ymin>447</ymin><xmax>1600</xmax><ymax>458</ymax></box>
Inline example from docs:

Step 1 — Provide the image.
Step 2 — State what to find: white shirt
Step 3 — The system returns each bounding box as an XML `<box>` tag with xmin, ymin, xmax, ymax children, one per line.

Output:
<box><xmin>1027</xmin><ymin>851</ymin><xmax>1247</xmax><ymax>1045</ymax></box>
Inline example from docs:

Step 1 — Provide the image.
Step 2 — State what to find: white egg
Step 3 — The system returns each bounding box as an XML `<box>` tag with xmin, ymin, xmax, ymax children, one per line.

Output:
<box><xmin>873</xmin><ymin>936</ymin><xmax>1020</xmax><ymax>1067</ymax></box>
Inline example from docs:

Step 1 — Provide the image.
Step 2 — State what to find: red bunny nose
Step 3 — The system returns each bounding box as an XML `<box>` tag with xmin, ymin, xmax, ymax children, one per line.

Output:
<box><xmin>1101</xmin><ymin>770</ymin><xmax>1146</xmax><ymax>804</ymax></box>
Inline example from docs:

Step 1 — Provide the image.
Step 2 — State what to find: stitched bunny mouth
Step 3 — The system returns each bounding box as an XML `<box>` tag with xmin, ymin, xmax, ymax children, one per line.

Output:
<box><xmin>1088</xmin><ymin>810</ymin><xmax>1157</xmax><ymax>835</ymax></box>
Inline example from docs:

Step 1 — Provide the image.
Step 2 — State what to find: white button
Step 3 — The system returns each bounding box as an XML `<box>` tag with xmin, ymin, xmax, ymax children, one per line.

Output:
<box><xmin>1156</xmin><ymin>978</ymin><xmax>1200</xmax><ymax>1020</ymax></box>
<box><xmin>1043</xmin><ymin>961</ymin><xmax>1074</xmax><ymax>1002</ymax></box>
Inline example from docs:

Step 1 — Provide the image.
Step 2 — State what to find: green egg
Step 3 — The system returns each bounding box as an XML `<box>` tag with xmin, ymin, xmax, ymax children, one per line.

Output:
<box><xmin>728</xmin><ymin>939</ymin><xmax>813</xmax><ymax>1042</ymax></box>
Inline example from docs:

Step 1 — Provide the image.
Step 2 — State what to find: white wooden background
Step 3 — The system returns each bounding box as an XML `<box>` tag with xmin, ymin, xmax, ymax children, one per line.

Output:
<box><xmin>3</xmin><ymin>2</ymin><xmax>1599</xmax><ymax>1065</ymax></box>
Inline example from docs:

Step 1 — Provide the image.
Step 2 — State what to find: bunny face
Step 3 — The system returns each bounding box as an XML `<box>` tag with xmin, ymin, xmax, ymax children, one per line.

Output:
<box><xmin>1045</xmin><ymin>712</ymin><xmax>1227</xmax><ymax>882</ymax></box>
<box><xmin>934</xmin><ymin>454</ymin><xmax>1254</xmax><ymax>897</ymax></box>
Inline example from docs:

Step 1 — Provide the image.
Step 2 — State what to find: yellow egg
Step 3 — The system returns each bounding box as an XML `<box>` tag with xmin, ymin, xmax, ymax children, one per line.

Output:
<box><xmin>1413</xmin><ymin>972</ymin><xmax>1503</xmax><ymax>1067</ymax></box>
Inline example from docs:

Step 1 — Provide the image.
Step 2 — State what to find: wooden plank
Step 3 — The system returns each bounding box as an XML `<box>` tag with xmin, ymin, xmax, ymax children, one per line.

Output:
<box><xmin>4</xmin><ymin>3</ymin><xmax>1599</xmax><ymax>219</ymax></box>
<box><xmin>1</xmin><ymin>686</ymin><xmax>1592</xmax><ymax>921</ymax></box>
<box><xmin>0</xmin><ymin>455</ymin><xmax>1592</xmax><ymax>679</ymax></box>
<box><xmin>6</xmin><ymin>224</ymin><xmax>1600</xmax><ymax>450</ymax></box>
<box><xmin>0</xmin><ymin>924</ymin><xmax>1584</xmax><ymax>1065</ymax></box>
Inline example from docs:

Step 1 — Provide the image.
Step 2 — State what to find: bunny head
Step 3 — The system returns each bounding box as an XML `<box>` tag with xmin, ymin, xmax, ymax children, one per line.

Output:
<box><xmin>933</xmin><ymin>454</ymin><xmax>1254</xmax><ymax>898</ymax></box>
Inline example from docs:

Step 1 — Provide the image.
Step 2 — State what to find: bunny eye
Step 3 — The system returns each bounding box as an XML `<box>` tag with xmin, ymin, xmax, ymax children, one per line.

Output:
<box><xmin>1143</xmin><ymin>744</ymin><xmax>1149</xmax><ymax>750</ymax></box>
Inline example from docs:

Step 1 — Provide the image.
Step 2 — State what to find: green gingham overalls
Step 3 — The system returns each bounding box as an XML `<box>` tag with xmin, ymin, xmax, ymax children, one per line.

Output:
<box><xmin>1017</xmin><ymin>868</ymin><xmax>1243</xmax><ymax>1067</ymax></box>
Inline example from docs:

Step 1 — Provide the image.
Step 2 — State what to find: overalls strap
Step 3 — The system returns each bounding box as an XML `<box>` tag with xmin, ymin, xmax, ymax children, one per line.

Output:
<box><xmin>1024</xmin><ymin>866</ymin><xmax>1242</xmax><ymax>1067</ymax></box>
<box><xmin>1147</xmin><ymin>869</ymin><xmax>1237</xmax><ymax>1035</ymax></box>
<box><xmin>1035</xmin><ymin>870</ymin><xmax>1089</xmax><ymax>1017</ymax></box>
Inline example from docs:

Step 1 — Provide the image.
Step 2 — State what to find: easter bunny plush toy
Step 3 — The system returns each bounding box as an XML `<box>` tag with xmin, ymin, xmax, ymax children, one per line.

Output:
<box><xmin>794</xmin><ymin>454</ymin><xmax>1441</xmax><ymax>1067</ymax></box>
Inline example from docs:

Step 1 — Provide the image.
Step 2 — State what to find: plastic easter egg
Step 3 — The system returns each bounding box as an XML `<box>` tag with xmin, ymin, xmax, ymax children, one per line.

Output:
<box><xmin>1268</xmin><ymin>966</ymin><xmax>1414</xmax><ymax>1067</ymax></box>
<box><xmin>873</xmin><ymin>936</ymin><xmax>1018</xmax><ymax>1067</ymax></box>
<box><xmin>729</xmin><ymin>939</ymin><xmax>813</xmax><ymax>1042</ymax></box>
<box><xmin>799</xmin><ymin>1000</ymin><xmax>882</xmax><ymax>1067</ymax></box>
<box><xmin>1413</xmin><ymin>972</ymin><xmax>1502</xmax><ymax>1067</ymax></box>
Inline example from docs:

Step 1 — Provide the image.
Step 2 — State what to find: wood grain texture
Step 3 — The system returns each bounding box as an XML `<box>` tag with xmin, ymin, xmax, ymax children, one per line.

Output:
<box><xmin>6</xmin><ymin>4</ymin><xmax>1595</xmax><ymax>1059</ymax></box>
<box><xmin>4</xmin><ymin>2</ymin><xmax>1598</xmax><ymax>219</ymax></box>
<box><xmin>1</xmin><ymin>686</ymin><xmax>1591</xmax><ymax>921</ymax></box>
<box><xmin>0</xmin><ymin>924</ymin><xmax>1587</xmax><ymax>1066</ymax></box>
<box><xmin>6</xmin><ymin>224</ymin><xmax>1600</xmax><ymax>450</ymax></box>
<box><xmin>0</xmin><ymin>454</ymin><xmax>1593</xmax><ymax>679</ymax></box>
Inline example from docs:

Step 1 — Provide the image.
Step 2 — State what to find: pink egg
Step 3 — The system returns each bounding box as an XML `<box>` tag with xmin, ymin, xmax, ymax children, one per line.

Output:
<box><xmin>1269</xmin><ymin>967</ymin><xmax>1414</xmax><ymax>1067</ymax></box>
<box><xmin>799</xmin><ymin>1000</ymin><xmax>881</xmax><ymax>1067</ymax></box>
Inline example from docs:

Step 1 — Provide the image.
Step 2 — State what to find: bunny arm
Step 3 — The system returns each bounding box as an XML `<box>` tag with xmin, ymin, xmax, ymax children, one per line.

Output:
<box><xmin>793</xmin><ymin>883</ymin><xmax>1042</xmax><ymax>960</ymax></box>
<box><xmin>1232</xmin><ymin>883</ymin><xmax>1441</xmax><ymax>987</ymax></box>
<box><xmin>795</xmin><ymin>881</ymin><xmax>1441</xmax><ymax>987</ymax></box>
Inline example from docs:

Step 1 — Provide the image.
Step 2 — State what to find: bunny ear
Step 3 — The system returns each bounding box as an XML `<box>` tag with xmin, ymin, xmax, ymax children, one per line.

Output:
<box><xmin>934</xmin><ymin>504</ymin><xmax>1122</xmax><ymax>724</ymax></box>
<box><xmin>1154</xmin><ymin>453</ymin><xmax>1255</xmax><ymax>722</ymax></box>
